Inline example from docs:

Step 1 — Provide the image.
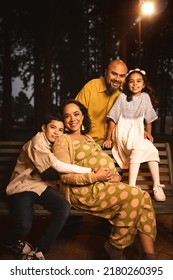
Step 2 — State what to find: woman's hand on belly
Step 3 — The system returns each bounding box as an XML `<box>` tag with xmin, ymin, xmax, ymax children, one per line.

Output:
<box><xmin>108</xmin><ymin>172</ymin><xmax>122</xmax><ymax>183</ymax></box>
<box><xmin>94</xmin><ymin>167</ymin><xmax>114</xmax><ymax>182</ymax></box>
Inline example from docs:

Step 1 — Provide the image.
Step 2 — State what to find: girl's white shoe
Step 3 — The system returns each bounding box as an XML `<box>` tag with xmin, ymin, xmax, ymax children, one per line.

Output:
<box><xmin>153</xmin><ymin>184</ymin><xmax>166</xmax><ymax>202</ymax></box>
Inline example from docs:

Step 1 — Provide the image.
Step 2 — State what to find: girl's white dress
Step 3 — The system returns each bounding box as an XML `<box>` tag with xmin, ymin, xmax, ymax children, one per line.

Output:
<box><xmin>107</xmin><ymin>92</ymin><xmax>159</xmax><ymax>169</ymax></box>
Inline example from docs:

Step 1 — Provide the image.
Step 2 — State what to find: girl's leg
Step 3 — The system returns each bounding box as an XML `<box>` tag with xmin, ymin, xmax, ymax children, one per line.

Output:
<box><xmin>147</xmin><ymin>161</ymin><xmax>166</xmax><ymax>201</ymax></box>
<box><xmin>129</xmin><ymin>163</ymin><xmax>140</xmax><ymax>186</ymax></box>
<box><xmin>148</xmin><ymin>161</ymin><xmax>160</xmax><ymax>186</ymax></box>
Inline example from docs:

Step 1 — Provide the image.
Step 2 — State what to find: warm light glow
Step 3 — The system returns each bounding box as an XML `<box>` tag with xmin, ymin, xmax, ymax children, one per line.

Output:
<box><xmin>141</xmin><ymin>1</ymin><xmax>155</xmax><ymax>16</ymax></box>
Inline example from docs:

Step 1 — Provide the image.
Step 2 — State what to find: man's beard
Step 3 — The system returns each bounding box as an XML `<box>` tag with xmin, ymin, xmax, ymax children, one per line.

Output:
<box><xmin>105</xmin><ymin>78</ymin><xmax>119</xmax><ymax>95</ymax></box>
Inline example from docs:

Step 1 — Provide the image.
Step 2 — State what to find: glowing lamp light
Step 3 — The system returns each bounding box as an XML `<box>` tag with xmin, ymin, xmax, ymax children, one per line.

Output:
<box><xmin>141</xmin><ymin>1</ymin><xmax>155</xmax><ymax>16</ymax></box>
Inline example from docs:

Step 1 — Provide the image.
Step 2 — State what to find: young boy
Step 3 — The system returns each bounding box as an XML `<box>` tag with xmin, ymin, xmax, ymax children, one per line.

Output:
<box><xmin>4</xmin><ymin>114</ymin><xmax>92</xmax><ymax>260</ymax></box>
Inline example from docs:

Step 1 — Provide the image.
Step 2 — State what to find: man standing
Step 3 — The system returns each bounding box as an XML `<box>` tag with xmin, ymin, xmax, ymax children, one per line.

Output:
<box><xmin>75</xmin><ymin>60</ymin><xmax>128</xmax><ymax>144</ymax></box>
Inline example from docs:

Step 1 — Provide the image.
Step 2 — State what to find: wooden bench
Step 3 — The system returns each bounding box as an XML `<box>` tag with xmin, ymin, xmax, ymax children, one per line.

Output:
<box><xmin>0</xmin><ymin>141</ymin><xmax>173</xmax><ymax>218</ymax></box>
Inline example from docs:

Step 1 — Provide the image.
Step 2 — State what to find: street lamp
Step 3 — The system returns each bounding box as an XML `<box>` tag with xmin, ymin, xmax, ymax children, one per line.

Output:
<box><xmin>137</xmin><ymin>0</ymin><xmax>155</xmax><ymax>67</ymax></box>
<box><xmin>141</xmin><ymin>1</ymin><xmax>155</xmax><ymax>15</ymax></box>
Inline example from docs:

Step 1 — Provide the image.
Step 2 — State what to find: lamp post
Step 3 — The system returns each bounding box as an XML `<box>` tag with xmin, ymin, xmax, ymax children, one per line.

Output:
<box><xmin>138</xmin><ymin>18</ymin><xmax>142</xmax><ymax>68</ymax></box>
<box><xmin>137</xmin><ymin>0</ymin><xmax>155</xmax><ymax>67</ymax></box>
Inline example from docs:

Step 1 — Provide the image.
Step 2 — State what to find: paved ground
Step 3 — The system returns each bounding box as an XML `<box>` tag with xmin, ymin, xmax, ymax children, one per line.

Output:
<box><xmin>0</xmin><ymin>214</ymin><xmax>173</xmax><ymax>260</ymax></box>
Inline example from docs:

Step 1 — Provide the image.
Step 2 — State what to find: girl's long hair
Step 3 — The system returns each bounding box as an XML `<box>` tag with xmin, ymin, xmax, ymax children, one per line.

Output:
<box><xmin>123</xmin><ymin>69</ymin><xmax>158</xmax><ymax>108</ymax></box>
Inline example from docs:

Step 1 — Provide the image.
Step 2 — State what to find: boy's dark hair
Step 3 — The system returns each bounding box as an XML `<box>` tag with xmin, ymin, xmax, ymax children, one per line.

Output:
<box><xmin>43</xmin><ymin>113</ymin><xmax>63</xmax><ymax>126</ymax></box>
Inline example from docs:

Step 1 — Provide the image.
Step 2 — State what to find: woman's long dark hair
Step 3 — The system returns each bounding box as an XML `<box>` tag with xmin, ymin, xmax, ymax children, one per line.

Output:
<box><xmin>123</xmin><ymin>70</ymin><xmax>158</xmax><ymax>108</ymax></box>
<box><xmin>62</xmin><ymin>99</ymin><xmax>91</xmax><ymax>134</ymax></box>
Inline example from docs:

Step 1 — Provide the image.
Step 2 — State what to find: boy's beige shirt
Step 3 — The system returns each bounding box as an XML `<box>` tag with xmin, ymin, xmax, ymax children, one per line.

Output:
<box><xmin>6</xmin><ymin>132</ymin><xmax>58</xmax><ymax>196</ymax></box>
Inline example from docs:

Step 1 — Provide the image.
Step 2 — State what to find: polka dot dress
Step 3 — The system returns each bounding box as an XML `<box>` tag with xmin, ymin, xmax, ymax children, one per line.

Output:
<box><xmin>70</xmin><ymin>139</ymin><xmax>156</xmax><ymax>249</ymax></box>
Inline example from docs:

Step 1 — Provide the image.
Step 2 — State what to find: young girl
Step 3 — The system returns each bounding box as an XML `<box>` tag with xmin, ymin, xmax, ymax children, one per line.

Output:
<box><xmin>4</xmin><ymin>114</ymin><xmax>101</xmax><ymax>260</ymax></box>
<box><xmin>103</xmin><ymin>69</ymin><xmax>166</xmax><ymax>202</ymax></box>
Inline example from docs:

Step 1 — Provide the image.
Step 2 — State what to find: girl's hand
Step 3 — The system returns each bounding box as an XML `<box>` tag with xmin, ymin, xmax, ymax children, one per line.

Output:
<box><xmin>144</xmin><ymin>130</ymin><xmax>154</xmax><ymax>143</ymax></box>
<box><xmin>102</xmin><ymin>139</ymin><xmax>113</xmax><ymax>149</ymax></box>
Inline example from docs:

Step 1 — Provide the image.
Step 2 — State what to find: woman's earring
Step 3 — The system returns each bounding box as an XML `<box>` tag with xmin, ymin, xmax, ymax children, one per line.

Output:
<box><xmin>65</xmin><ymin>127</ymin><xmax>69</xmax><ymax>132</ymax></box>
<box><xmin>81</xmin><ymin>124</ymin><xmax>85</xmax><ymax>131</ymax></box>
